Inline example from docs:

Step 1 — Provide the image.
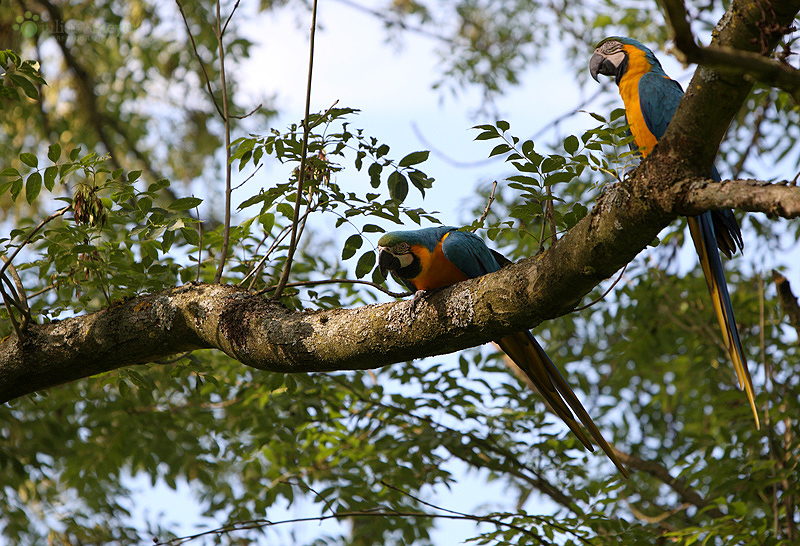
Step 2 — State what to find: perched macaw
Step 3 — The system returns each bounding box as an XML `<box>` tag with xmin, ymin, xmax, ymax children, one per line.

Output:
<box><xmin>378</xmin><ymin>226</ymin><xmax>628</xmax><ymax>476</ymax></box>
<box><xmin>589</xmin><ymin>37</ymin><xmax>759</xmax><ymax>428</ymax></box>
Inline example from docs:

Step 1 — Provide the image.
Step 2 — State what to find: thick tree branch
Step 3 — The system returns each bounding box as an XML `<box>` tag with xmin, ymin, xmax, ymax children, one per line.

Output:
<box><xmin>648</xmin><ymin>0</ymin><xmax>800</xmax><ymax>188</ymax></box>
<box><xmin>661</xmin><ymin>0</ymin><xmax>800</xmax><ymax>102</ymax></box>
<box><xmin>677</xmin><ymin>178</ymin><xmax>800</xmax><ymax>218</ymax></box>
<box><xmin>2</xmin><ymin>170</ymin><xmax>796</xmax><ymax>404</ymax></box>
<box><xmin>2</xmin><ymin>0</ymin><xmax>798</xmax><ymax>406</ymax></box>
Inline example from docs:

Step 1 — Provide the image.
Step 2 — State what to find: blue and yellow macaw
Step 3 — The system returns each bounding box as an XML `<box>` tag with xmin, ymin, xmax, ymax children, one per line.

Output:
<box><xmin>589</xmin><ymin>37</ymin><xmax>759</xmax><ymax>428</ymax></box>
<box><xmin>378</xmin><ymin>226</ymin><xmax>628</xmax><ymax>476</ymax></box>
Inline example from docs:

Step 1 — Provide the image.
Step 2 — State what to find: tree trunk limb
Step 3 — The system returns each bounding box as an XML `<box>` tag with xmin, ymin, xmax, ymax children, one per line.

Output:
<box><xmin>2</xmin><ymin>0</ymin><xmax>799</xmax><ymax>404</ymax></box>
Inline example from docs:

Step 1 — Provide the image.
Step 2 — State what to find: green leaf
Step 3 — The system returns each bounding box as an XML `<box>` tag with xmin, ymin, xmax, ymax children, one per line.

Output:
<box><xmin>0</xmin><ymin>167</ymin><xmax>20</xmax><ymax>177</ymax></box>
<box><xmin>474</xmin><ymin>129</ymin><xmax>498</xmax><ymax>141</ymax></box>
<box><xmin>610</xmin><ymin>107</ymin><xmax>627</xmax><ymax>121</ymax></box>
<box><xmin>588</xmin><ymin>111</ymin><xmax>606</xmax><ymax>123</ymax></box>
<box><xmin>26</xmin><ymin>172</ymin><xmax>42</xmax><ymax>204</ymax></box>
<box><xmin>506</xmin><ymin>175</ymin><xmax>539</xmax><ymax>186</ymax></box>
<box><xmin>387</xmin><ymin>171</ymin><xmax>408</xmax><ymax>202</ymax></box>
<box><xmin>408</xmin><ymin>169</ymin><xmax>432</xmax><ymax>196</ymax></box>
<box><xmin>489</xmin><ymin>143</ymin><xmax>511</xmax><ymax>157</ymax></box>
<box><xmin>521</xmin><ymin>139</ymin><xmax>535</xmax><ymax>157</ymax></box>
<box><xmin>342</xmin><ymin>234</ymin><xmax>363</xmax><ymax>260</ymax></box>
<box><xmin>259</xmin><ymin>212</ymin><xmax>275</xmax><ymax>233</ymax></box>
<box><xmin>20</xmin><ymin>153</ymin><xmax>38</xmax><ymax>168</ymax></box>
<box><xmin>398</xmin><ymin>150</ymin><xmax>429</xmax><ymax>167</ymax></box>
<box><xmin>180</xmin><ymin>226</ymin><xmax>200</xmax><ymax>246</ymax></box>
<box><xmin>368</xmin><ymin>162</ymin><xmax>382</xmax><ymax>188</ymax></box>
<box><xmin>543</xmin><ymin>171</ymin><xmax>576</xmax><ymax>185</ymax></box>
<box><xmin>276</xmin><ymin>202</ymin><xmax>295</xmax><ymax>218</ymax></box>
<box><xmin>168</xmin><ymin>197</ymin><xmax>203</xmax><ymax>211</ymax></box>
<box><xmin>10</xmin><ymin>178</ymin><xmax>23</xmax><ymax>201</ymax></box>
<box><xmin>8</xmin><ymin>74</ymin><xmax>38</xmax><ymax>100</ymax></box>
<box><xmin>43</xmin><ymin>166</ymin><xmax>57</xmax><ymax>191</ymax></box>
<box><xmin>137</xmin><ymin>197</ymin><xmax>153</xmax><ymax>212</ymax></box>
<box><xmin>162</xmin><ymin>229</ymin><xmax>175</xmax><ymax>252</ymax></box>
<box><xmin>48</xmin><ymin>143</ymin><xmax>61</xmax><ymax>163</ymax></box>
<box><xmin>496</xmin><ymin>120</ymin><xmax>510</xmax><ymax>132</ymax></box>
<box><xmin>238</xmin><ymin>192</ymin><xmax>267</xmax><ymax>210</ymax></box>
<box><xmin>563</xmin><ymin>135</ymin><xmax>579</xmax><ymax>155</ymax></box>
<box><xmin>355</xmin><ymin>250</ymin><xmax>376</xmax><ymax>279</ymax></box>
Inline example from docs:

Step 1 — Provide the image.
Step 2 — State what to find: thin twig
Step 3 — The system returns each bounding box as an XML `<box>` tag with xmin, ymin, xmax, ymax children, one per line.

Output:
<box><xmin>0</xmin><ymin>273</ymin><xmax>26</xmax><ymax>316</ymax></box>
<box><xmin>545</xmin><ymin>187</ymin><xmax>558</xmax><ymax>243</ymax></box>
<box><xmin>175</xmin><ymin>1</ymin><xmax>225</xmax><ymax>118</ymax></box>
<box><xmin>228</xmin><ymin>102</ymin><xmax>262</xmax><ymax>120</ymax></box>
<box><xmin>731</xmin><ymin>92</ymin><xmax>772</xmax><ymax>179</ymax></box>
<box><xmin>573</xmin><ymin>263</ymin><xmax>628</xmax><ymax>312</ymax></box>
<box><xmin>477</xmin><ymin>181</ymin><xmax>498</xmax><ymax>227</ymax></box>
<box><xmin>0</xmin><ymin>283</ymin><xmax>23</xmax><ymax>341</ymax></box>
<box><xmin>537</xmin><ymin>205</ymin><xmax>547</xmax><ymax>254</ymax></box>
<box><xmin>28</xmin><ymin>281</ymin><xmax>57</xmax><ymax>299</ymax></box>
<box><xmin>232</xmin><ymin>163</ymin><xmax>262</xmax><ymax>191</ymax></box>
<box><xmin>411</xmin><ymin>122</ymin><xmax>493</xmax><ymax>169</ymax></box>
<box><xmin>240</xmin><ymin>204</ymin><xmax>318</xmax><ymax>289</ymax></box>
<box><xmin>221</xmin><ymin>0</ymin><xmax>241</xmax><ymax>35</ymax></box>
<box><xmin>195</xmin><ymin>204</ymin><xmax>202</xmax><ymax>283</ymax></box>
<box><xmin>1</xmin><ymin>256</ymin><xmax>28</xmax><ymax>313</ymax></box>
<box><xmin>155</xmin><ymin>508</ymin><xmax>547</xmax><ymax>546</ymax></box>
<box><xmin>213</xmin><ymin>0</ymin><xmax>234</xmax><ymax>283</ymax></box>
<box><xmin>272</xmin><ymin>0</ymin><xmax>320</xmax><ymax>299</ymax></box>
<box><xmin>153</xmin><ymin>351</ymin><xmax>194</xmax><ymax>365</ymax></box>
<box><xmin>377</xmin><ymin>481</ymin><xmax>550</xmax><ymax>543</ymax></box>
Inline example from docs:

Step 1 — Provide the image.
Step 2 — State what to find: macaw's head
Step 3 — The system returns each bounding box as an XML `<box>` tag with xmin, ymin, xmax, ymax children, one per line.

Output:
<box><xmin>376</xmin><ymin>227</ymin><xmax>451</xmax><ymax>281</ymax></box>
<box><xmin>589</xmin><ymin>36</ymin><xmax>657</xmax><ymax>85</ymax></box>
<box><xmin>377</xmin><ymin>231</ymin><xmax>426</xmax><ymax>281</ymax></box>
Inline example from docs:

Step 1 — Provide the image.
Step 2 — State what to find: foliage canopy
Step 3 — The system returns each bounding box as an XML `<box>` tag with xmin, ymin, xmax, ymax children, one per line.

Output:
<box><xmin>1</xmin><ymin>1</ymin><xmax>799</xmax><ymax>545</ymax></box>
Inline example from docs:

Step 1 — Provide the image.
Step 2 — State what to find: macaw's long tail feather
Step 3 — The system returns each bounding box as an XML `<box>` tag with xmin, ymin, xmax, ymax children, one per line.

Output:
<box><xmin>708</xmin><ymin>168</ymin><xmax>744</xmax><ymax>258</ymax></box>
<box><xmin>688</xmin><ymin>213</ymin><xmax>759</xmax><ymax>429</ymax></box>
<box><xmin>710</xmin><ymin>209</ymin><xmax>744</xmax><ymax>258</ymax></box>
<box><xmin>497</xmin><ymin>332</ymin><xmax>629</xmax><ymax>478</ymax></box>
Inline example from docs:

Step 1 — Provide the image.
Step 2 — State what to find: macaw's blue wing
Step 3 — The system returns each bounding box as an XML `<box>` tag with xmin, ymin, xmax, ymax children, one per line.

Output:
<box><xmin>688</xmin><ymin>213</ymin><xmax>758</xmax><ymax>427</ymax></box>
<box><xmin>496</xmin><ymin>331</ymin><xmax>629</xmax><ymax>477</ymax></box>
<box><xmin>440</xmin><ymin>229</ymin><xmax>503</xmax><ymax>278</ymax></box>
<box><xmin>638</xmin><ymin>71</ymin><xmax>683</xmax><ymax>140</ymax></box>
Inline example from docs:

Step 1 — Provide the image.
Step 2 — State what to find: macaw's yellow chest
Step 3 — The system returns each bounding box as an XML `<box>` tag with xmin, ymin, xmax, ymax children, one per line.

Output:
<box><xmin>410</xmin><ymin>239</ymin><xmax>469</xmax><ymax>291</ymax></box>
<box><xmin>618</xmin><ymin>47</ymin><xmax>659</xmax><ymax>156</ymax></box>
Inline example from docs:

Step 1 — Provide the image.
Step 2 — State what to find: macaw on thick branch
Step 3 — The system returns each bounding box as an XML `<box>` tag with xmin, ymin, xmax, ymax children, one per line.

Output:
<box><xmin>378</xmin><ymin>226</ymin><xmax>628</xmax><ymax>476</ymax></box>
<box><xmin>590</xmin><ymin>36</ymin><xmax>759</xmax><ymax>428</ymax></box>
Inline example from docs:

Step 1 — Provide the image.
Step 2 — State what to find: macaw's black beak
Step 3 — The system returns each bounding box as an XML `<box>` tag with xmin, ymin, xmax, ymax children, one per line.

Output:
<box><xmin>589</xmin><ymin>52</ymin><xmax>615</xmax><ymax>82</ymax></box>
<box><xmin>378</xmin><ymin>247</ymin><xmax>401</xmax><ymax>278</ymax></box>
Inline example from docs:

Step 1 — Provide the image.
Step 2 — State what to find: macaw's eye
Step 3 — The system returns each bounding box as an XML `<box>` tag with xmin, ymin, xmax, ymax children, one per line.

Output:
<box><xmin>395</xmin><ymin>242</ymin><xmax>410</xmax><ymax>254</ymax></box>
<box><xmin>600</xmin><ymin>40</ymin><xmax>622</xmax><ymax>54</ymax></box>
